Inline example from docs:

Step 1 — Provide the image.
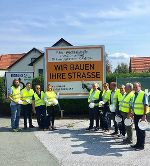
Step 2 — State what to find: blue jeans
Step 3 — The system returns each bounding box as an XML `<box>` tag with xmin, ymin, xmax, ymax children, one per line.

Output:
<box><xmin>11</xmin><ymin>104</ymin><xmax>21</xmax><ymax>129</ymax></box>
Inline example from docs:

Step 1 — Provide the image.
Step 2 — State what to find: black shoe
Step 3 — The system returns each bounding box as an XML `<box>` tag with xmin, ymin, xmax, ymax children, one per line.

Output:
<box><xmin>130</xmin><ymin>144</ymin><xmax>138</xmax><ymax>148</ymax></box>
<box><xmin>94</xmin><ymin>128</ymin><xmax>99</xmax><ymax>131</ymax></box>
<box><xmin>135</xmin><ymin>147</ymin><xmax>144</xmax><ymax>151</ymax></box>
<box><xmin>85</xmin><ymin>127</ymin><xmax>93</xmax><ymax>131</ymax></box>
<box><xmin>110</xmin><ymin>132</ymin><xmax>118</xmax><ymax>135</ymax></box>
<box><xmin>122</xmin><ymin>139</ymin><xmax>133</xmax><ymax>144</ymax></box>
<box><xmin>52</xmin><ymin>126</ymin><xmax>57</xmax><ymax>130</ymax></box>
<box><xmin>29</xmin><ymin>125</ymin><xmax>35</xmax><ymax>128</ymax></box>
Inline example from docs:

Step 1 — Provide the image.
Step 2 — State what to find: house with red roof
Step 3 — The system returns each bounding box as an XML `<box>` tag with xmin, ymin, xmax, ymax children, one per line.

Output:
<box><xmin>129</xmin><ymin>57</ymin><xmax>150</xmax><ymax>73</ymax></box>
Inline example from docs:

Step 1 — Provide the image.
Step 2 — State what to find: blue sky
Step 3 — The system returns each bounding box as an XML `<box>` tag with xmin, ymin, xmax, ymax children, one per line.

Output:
<box><xmin>0</xmin><ymin>0</ymin><xmax>150</xmax><ymax>70</ymax></box>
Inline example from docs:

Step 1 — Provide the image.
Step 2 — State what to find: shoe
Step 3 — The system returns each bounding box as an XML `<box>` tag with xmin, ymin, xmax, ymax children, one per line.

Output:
<box><xmin>122</xmin><ymin>139</ymin><xmax>132</xmax><ymax>144</ymax></box>
<box><xmin>16</xmin><ymin>128</ymin><xmax>22</xmax><ymax>132</ymax></box>
<box><xmin>94</xmin><ymin>128</ymin><xmax>99</xmax><ymax>131</ymax></box>
<box><xmin>111</xmin><ymin>132</ymin><xmax>118</xmax><ymax>135</ymax></box>
<box><xmin>12</xmin><ymin>129</ymin><xmax>18</xmax><ymax>132</ymax></box>
<box><xmin>130</xmin><ymin>144</ymin><xmax>138</xmax><ymax>148</ymax></box>
<box><xmin>52</xmin><ymin>126</ymin><xmax>57</xmax><ymax>130</ymax></box>
<box><xmin>24</xmin><ymin>127</ymin><xmax>27</xmax><ymax>130</ymax></box>
<box><xmin>85</xmin><ymin>127</ymin><xmax>93</xmax><ymax>131</ymax></box>
<box><xmin>135</xmin><ymin>147</ymin><xmax>144</xmax><ymax>151</ymax></box>
<box><xmin>29</xmin><ymin>125</ymin><xmax>35</xmax><ymax>128</ymax></box>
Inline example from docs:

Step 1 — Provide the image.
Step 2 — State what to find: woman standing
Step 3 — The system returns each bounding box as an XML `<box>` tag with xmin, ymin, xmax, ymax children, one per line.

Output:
<box><xmin>32</xmin><ymin>85</ymin><xmax>46</xmax><ymax>130</ymax></box>
<box><xmin>44</xmin><ymin>84</ymin><xmax>59</xmax><ymax>130</ymax></box>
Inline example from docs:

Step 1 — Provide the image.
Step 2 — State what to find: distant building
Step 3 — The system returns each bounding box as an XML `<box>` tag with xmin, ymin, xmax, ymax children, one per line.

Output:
<box><xmin>129</xmin><ymin>57</ymin><xmax>150</xmax><ymax>73</ymax></box>
<box><xmin>0</xmin><ymin>54</ymin><xmax>24</xmax><ymax>76</ymax></box>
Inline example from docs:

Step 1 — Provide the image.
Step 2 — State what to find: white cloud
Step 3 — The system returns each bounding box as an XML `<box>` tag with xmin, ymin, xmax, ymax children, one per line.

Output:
<box><xmin>108</xmin><ymin>52</ymin><xmax>136</xmax><ymax>59</ymax></box>
<box><xmin>78</xmin><ymin>0</ymin><xmax>150</xmax><ymax>20</ymax></box>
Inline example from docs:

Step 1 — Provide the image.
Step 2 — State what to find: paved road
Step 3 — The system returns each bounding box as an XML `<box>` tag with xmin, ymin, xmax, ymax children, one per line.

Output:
<box><xmin>0</xmin><ymin>118</ymin><xmax>60</xmax><ymax>166</ymax></box>
<box><xmin>35</xmin><ymin>119</ymin><xmax>150</xmax><ymax>166</ymax></box>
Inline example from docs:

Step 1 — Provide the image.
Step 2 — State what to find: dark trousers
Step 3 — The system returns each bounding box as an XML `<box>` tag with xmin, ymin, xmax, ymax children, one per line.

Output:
<box><xmin>35</xmin><ymin>105</ymin><xmax>46</xmax><ymax>129</ymax></box>
<box><xmin>111</xmin><ymin>112</ymin><xmax>118</xmax><ymax>133</ymax></box>
<box><xmin>101</xmin><ymin>105</ymin><xmax>111</xmax><ymax>130</ymax></box>
<box><xmin>89</xmin><ymin>107</ymin><xmax>99</xmax><ymax>128</ymax></box>
<box><xmin>134</xmin><ymin>114</ymin><xmax>146</xmax><ymax>148</ymax></box>
<box><xmin>22</xmin><ymin>104</ymin><xmax>33</xmax><ymax>127</ymax></box>
<box><xmin>46</xmin><ymin>105</ymin><xmax>58</xmax><ymax>128</ymax></box>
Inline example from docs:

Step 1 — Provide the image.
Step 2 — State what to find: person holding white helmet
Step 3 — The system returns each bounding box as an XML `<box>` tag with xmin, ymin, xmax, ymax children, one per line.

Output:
<box><xmin>130</xmin><ymin>82</ymin><xmax>148</xmax><ymax>150</ymax></box>
<box><xmin>119</xmin><ymin>83</ymin><xmax>134</xmax><ymax>144</ymax></box>
<box><xmin>83</xmin><ymin>82</ymin><xmax>102</xmax><ymax>131</ymax></box>
<box><xmin>44</xmin><ymin>84</ymin><xmax>59</xmax><ymax>130</ymax></box>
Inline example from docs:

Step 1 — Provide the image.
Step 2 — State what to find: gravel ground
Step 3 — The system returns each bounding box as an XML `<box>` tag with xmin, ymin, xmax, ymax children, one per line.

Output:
<box><xmin>34</xmin><ymin>119</ymin><xmax>150</xmax><ymax>166</ymax></box>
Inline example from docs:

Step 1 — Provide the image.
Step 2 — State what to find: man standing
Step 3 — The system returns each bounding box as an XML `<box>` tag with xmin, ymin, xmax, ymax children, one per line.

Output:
<box><xmin>21</xmin><ymin>82</ymin><xmax>35</xmax><ymax>129</ymax></box>
<box><xmin>84</xmin><ymin>82</ymin><xmax>102</xmax><ymax>131</ymax></box>
<box><xmin>130</xmin><ymin>82</ymin><xmax>148</xmax><ymax>150</ymax></box>
<box><xmin>120</xmin><ymin>83</ymin><xmax>134</xmax><ymax>144</ymax></box>
<box><xmin>110</xmin><ymin>82</ymin><xmax>120</xmax><ymax>135</ymax></box>
<box><xmin>8</xmin><ymin>79</ymin><xmax>22</xmax><ymax>132</ymax></box>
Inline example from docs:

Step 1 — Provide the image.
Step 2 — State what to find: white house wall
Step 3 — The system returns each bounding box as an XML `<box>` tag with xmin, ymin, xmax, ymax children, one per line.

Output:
<box><xmin>34</xmin><ymin>57</ymin><xmax>44</xmax><ymax>77</ymax></box>
<box><xmin>0</xmin><ymin>70</ymin><xmax>7</xmax><ymax>77</ymax></box>
<box><xmin>9</xmin><ymin>49</ymin><xmax>41</xmax><ymax>72</ymax></box>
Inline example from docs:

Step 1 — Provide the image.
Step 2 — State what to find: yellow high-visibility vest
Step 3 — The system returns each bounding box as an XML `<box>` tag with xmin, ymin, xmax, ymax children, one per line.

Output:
<box><xmin>120</xmin><ymin>92</ymin><xmax>134</xmax><ymax>113</ymax></box>
<box><xmin>102</xmin><ymin>89</ymin><xmax>111</xmax><ymax>104</ymax></box>
<box><xmin>11</xmin><ymin>86</ymin><xmax>21</xmax><ymax>103</ymax></box>
<box><xmin>45</xmin><ymin>91</ymin><xmax>57</xmax><ymax>107</ymax></box>
<box><xmin>118</xmin><ymin>92</ymin><xmax>125</xmax><ymax>111</ymax></box>
<box><xmin>88</xmin><ymin>89</ymin><xmax>101</xmax><ymax>106</ymax></box>
<box><xmin>21</xmin><ymin>88</ymin><xmax>34</xmax><ymax>105</ymax></box>
<box><xmin>112</xmin><ymin>89</ymin><xmax>120</xmax><ymax>107</ymax></box>
<box><xmin>33</xmin><ymin>91</ymin><xmax>45</xmax><ymax>107</ymax></box>
<box><xmin>133</xmin><ymin>91</ymin><xmax>145</xmax><ymax>115</ymax></box>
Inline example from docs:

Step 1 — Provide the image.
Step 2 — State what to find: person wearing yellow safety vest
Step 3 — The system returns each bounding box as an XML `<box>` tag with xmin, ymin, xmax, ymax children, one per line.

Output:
<box><xmin>101</xmin><ymin>83</ymin><xmax>111</xmax><ymax>132</ymax></box>
<box><xmin>8</xmin><ymin>79</ymin><xmax>22</xmax><ymax>132</ymax></box>
<box><xmin>83</xmin><ymin>82</ymin><xmax>102</xmax><ymax>131</ymax></box>
<box><xmin>116</xmin><ymin>85</ymin><xmax>126</xmax><ymax>137</ymax></box>
<box><xmin>44</xmin><ymin>84</ymin><xmax>59</xmax><ymax>130</ymax></box>
<box><xmin>110</xmin><ymin>82</ymin><xmax>120</xmax><ymax>135</ymax></box>
<box><xmin>130</xmin><ymin>82</ymin><xmax>148</xmax><ymax>150</ymax></box>
<box><xmin>32</xmin><ymin>85</ymin><xmax>46</xmax><ymax>130</ymax></box>
<box><xmin>120</xmin><ymin>83</ymin><xmax>134</xmax><ymax>144</ymax></box>
<box><xmin>21</xmin><ymin>82</ymin><xmax>35</xmax><ymax>129</ymax></box>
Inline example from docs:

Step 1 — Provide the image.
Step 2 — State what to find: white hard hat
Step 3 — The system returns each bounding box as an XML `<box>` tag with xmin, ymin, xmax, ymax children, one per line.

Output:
<box><xmin>110</xmin><ymin>104</ymin><xmax>116</xmax><ymax>112</ymax></box>
<box><xmin>99</xmin><ymin>101</ymin><xmax>104</xmax><ymax>107</ymax></box>
<box><xmin>89</xmin><ymin>103</ymin><xmax>95</xmax><ymax>108</ymax></box>
<box><xmin>124</xmin><ymin>118</ymin><xmax>133</xmax><ymax>126</ymax></box>
<box><xmin>138</xmin><ymin>119</ymin><xmax>149</xmax><ymax>130</ymax></box>
<box><xmin>52</xmin><ymin>99</ymin><xmax>58</xmax><ymax>105</ymax></box>
<box><xmin>18</xmin><ymin>100</ymin><xmax>23</xmax><ymax>104</ymax></box>
<box><xmin>115</xmin><ymin>115</ymin><xmax>122</xmax><ymax>123</ymax></box>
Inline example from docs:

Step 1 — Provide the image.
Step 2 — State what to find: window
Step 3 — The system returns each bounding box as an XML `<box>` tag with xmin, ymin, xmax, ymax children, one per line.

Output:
<box><xmin>38</xmin><ymin>69</ymin><xmax>43</xmax><ymax>76</ymax></box>
<box><xmin>31</xmin><ymin>58</ymin><xmax>36</xmax><ymax>63</ymax></box>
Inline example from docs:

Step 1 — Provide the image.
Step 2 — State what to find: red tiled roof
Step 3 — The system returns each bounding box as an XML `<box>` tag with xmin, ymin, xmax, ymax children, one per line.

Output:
<box><xmin>130</xmin><ymin>57</ymin><xmax>150</xmax><ymax>72</ymax></box>
<box><xmin>0</xmin><ymin>54</ymin><xmax>25</xmax><ymax>70</ymax></box>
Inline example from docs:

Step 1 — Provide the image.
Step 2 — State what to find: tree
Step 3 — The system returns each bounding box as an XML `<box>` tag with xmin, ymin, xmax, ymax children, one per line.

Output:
<box><xmin>114</xmin><ymin>63</ymin><xmax>129</xmax><ymax>73</ymax></box>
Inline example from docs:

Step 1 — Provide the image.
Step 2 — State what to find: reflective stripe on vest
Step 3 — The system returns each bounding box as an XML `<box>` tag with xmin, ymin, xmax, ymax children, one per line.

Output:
<box><xmin>88</xmin><ymin>89</ymin><xmax>100</xmax><ymax>106</ymax></box>
<box><xmin>34</xmin><ymin>91</ymin><xmax>45</xmax><ymax>107</ymax></box>
<box><xmin>21</xmin><ymin>88</ymin><xmax>34</xmax><ymax>105</ymax></box>
<box><xmin>45</xmin><ymin>91</ymin><xmax>57</xmax><ymax>107</ymax></box>
<box><xmin>11</xmin><ymin>86</ymin><xmax>21</xmax><ymax>103</ymax></box>
<box><xmin>133</xmin><ymin>91</ymin><xmax>145</xmax><ymax>115</ymax></box>
<box><xmin>103</xmin><ymin>89</ymin><xmax>111</xmax><ymax>104</ymax></box>
<box><xmin>120</xmin><ymin>92</ymin><xmax>133</xmax><ymax>113</ymax></box>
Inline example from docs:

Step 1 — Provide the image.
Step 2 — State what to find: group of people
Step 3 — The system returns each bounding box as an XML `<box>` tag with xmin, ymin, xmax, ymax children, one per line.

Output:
<box><xmin>84</xmin><ymin>81</ymin><xmax>149</xmax><ymax>151</ymax></box>
<box><xmin>8</xmin><ymin>79</ymin><xmax>59</xmax><ymax>132</ymax></box>
<box><xmin>8</xmin><ymin>79</ymin><xmax>148</xmax><ymax>151</ymax></box>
